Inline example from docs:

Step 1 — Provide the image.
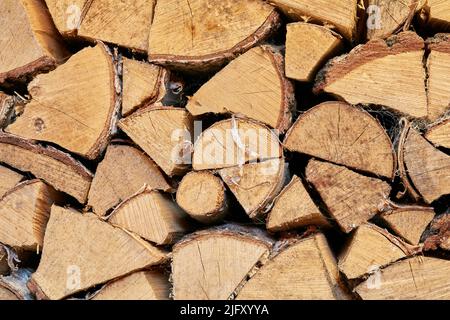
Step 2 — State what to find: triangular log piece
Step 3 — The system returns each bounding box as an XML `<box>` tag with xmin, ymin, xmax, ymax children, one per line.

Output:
<box><xmin>419</xmin><ymin>0</ymin><xmax>450</xmax><ymax>31</ymax></box>
<box><xmin>0</xmin><ymin>269</ymin><xmax>33</xmax><ymax>300</ymax></box>
<box><xmin>423</xmin><ymin>213</ymin><xmax>449</xmax><ymax>251</ymax></box>
<box><xmin>425</xmin><ymin>119</ymin><xmax>450</xmax><ymax>149</ymax></box>
<box><xmin>172</xmin><ymin>226</ymin><xmax>273</xmax><ymax>300</ymax></box>
<box><xmin>6</xmin><ymin>45</ymin><xmax>118</xmax><ymax>160</ymax></box>
<box><xmin>148</xmin><ymin>0</ymin><xmax>280</xmax><ymax>71</ymax></box>
<box><xmin>237</xmin><ymin>233</ymin><xmax>349</xmax><ymax>300</ymax></box>
<box><xmin>306</xmin><ymin>160</ymin><xmax>391</xmax><ymax>233</ymax></box>
<box><xmin>284</xmin><ymin>101</ymin><xmax>395</xmax><ymax>179</ymax></box>
<box><xmin>186</xmin><ymin>45</ymin><xmax>295</xmax><ymax>133</ymax></box>
<box><xmin>266</xmin><ymin>175</ymin><xmax>329</xmax><ymax>232</ymax></box>
<box><xmin>355</xmin><ymin>257</ymin><xmax>450</xmax><ymax>300</ymax></box>
<box><xmin>29</xmin><ymin>205</ymin><xmax>167</xmax><ymax>300</ymax></box>
<box><xmin>0</xmin><ymin>165</ymin><xmax>24</xmax><ymax>198</ymax></box>
<box><xmin>0</xmin><ymin>0</ymin><xmax>69</xmax><ymax>86</ymax></box>
<box><xmin>88</xmin><ymin>144</ymin><xmax>171</xmax><ymax>216</ymax></box>
<box><xmin>285</xmin><ymin>23</ymin><xmax>343</xmax><ymax>82</ymax></box>
<box><xmin>176</xmin><ymin>171</ymin><xmax>228</xmax><ymax>224</ymax></box>
<box><xmin>0</xmin><ymin>133</ymin><xmax>93</xmax><ymax>203</ymax></box>
<box><xmin>119</xmin><ymin>107</ymin><xmax>193</xmax><ymax>177</ymax></box>
<box><xmin>314</xmin><ymin>32</ymin><xmax>427</xmax><ymax>118</ymax></box>
<box><xmin>219</xmin><ymin>158</ymin><xmax>288</xmax><ymax>220</ymax></box>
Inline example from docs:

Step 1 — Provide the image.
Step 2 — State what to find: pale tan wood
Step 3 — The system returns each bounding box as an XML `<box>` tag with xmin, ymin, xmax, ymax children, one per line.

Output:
<box><xmin>119</xmin><ymin>107</ymin><xmax>193</xmax><ymax>177</ymax></box>
<box><xmin>314</xmin><ymin>32</ymin><xmax>428</xmax><ymax>118</ymax></box>
<box><xmin>29</xmin><ymin>206</ymin><xmax>167</xmax><ymax>300</ymax></box>
<box><xmin>6</xmin><ymin>45</ymin><xmax>118</xmax><ymax>160</ymax></box>
<box><xmin>43</xmin><ymin>0</ymin><xmax>85</xmax><ymax>35</ymax></box>
<box><xmin>92</xmin><ymin>271</ymin><xmax>170</xmax><ymax>300</ymax></box>
<box><xmin>176</xmin><ymin>171</ymin><xmax>228</xmax><ymax>224</ymax></box>
<box><xmin>426</xmin><ymin>119</ymin><xmax>450</xmax><ymax>148</ymax></box>
<box><xmin>88</xmin><ymin>144</ymin><xmax>171</xmax><ymax>216</ymax></box>
<box><xmin>420</xmin><ymin>0</ymin><xmax>450</xmax><ymax>30</ymax></box>
<box><xmin>219</xmin><ymin>158</ymin><xmax>287</xmax><ymax>220</ymax></box>
<box><xmin>285</xmin><ymin>23</ymin><xmax>343</xmax><ymax>82</ymax></box>
<box><xmin>0</xmin><ymin>286</ymin><xmax>18</xmax><ymax>300</ymax></box>
<box><xmin>284</xmin><ymin>101</ymin><xmax>395</xmax><ymax>178</ymax></box>
<box><xmin>306</xmin><ymin>160</ymin><xmax>391</xmax><ymax>233</ymax></box>
<box><xmin>186</xmin><ymin>45</ymin><xmax>294</xmax><ymax>132</ymax></box>
<box><xmin>356</xmin><ymin>257</ymin><xmax>450</xmax><ymax>300</ymax></box>
<box><xmin>0</xmin><ymin>165</ymin><xmax>23</xmax><ymax>199</ymax></box>
<box><xmin>266</xmin><ymin>175</ymin><xmax>329</xmax><ymax>232</ymax></box>
<box><xmin>148</xmin><ymin>0</ymin><xmax>280</xmax><ymax>71</ymax></box>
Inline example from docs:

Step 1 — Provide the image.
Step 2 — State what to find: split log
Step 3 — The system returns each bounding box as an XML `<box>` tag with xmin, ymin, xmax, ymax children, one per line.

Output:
<box><xmin>88</xmin><ymin>144</ymin><xmax>171</xmax><ymax>216</ymax></box>
<box><xmin>356</xmin><ymin>257</ymin><xmax>450</xmax><ymax>300</ymax></box>
<box><xmin>0</xmin><ymin>165</ymin><xmax>24</xmax><ymax>198</ymax></box>
<box><xmin>0</xmin><ymin>0</ymin><xmax>69</xmax><ymax>86</ymax></box>
<box><xmin>119</xmin><ymin>107</ymin><xmax>193</xmax><ymax>177</ymax></box>
<box><xmin>172</xmin><ymin>226</ymin><xmax>273</xmax><ymax>300</ymax></box>
<box><xmin>423</xmin><ymin>213</ymin><xmax>449</xmax><ymax>251</ymax></box>
<box><xmin>148</xmin><ymin>0</ymin><xmax>280</xmax><ymax>71</ymax></box>
<box><xmin>0</xmin><ymin>269</ymin><xmax>33</xmax><ymax>300</ymax></box>
<box><xmin>108</xmin><ymin>188</ymin><xmax>191</xmax><ymax>245</ymax></box>
<box><xmin>419</xmin><ymin>0</ymin><xmax>450</xmax><ymax>31</ymax></box>
<box><xmin>284</xmin><ymin>101</ymin><xmax>395</xmax><ymax>179</ymax></box>
<box><xmin>306</xmin><ymin>160</ymin><xmax>391</xmax><ymax>233</ymax></box>
<box><xmin>314</xmin><ymin>32</ymin><xmax>428</xmax><ymax>118</ymax></box>
<box><xmin>186</xmin><ymin>45</ymin><xmax>295</xmax><ymax>133</ymax></box>
<box><xmin>6</xmin><ymin>44</ymin><xmax>119</xmax><ymax>160</ymax></box>
<box><xmin>266</xmin><ymin>175</ymin><xmax>329</xmax><ymax>232</ymax></box>
<box><xmin>91</xmin><ymin>270</ymin><xmax>170</xmax><ymax>300</ymax></box>
<box><xmin>176</xmin><ymin>171</ymin><xmax>228</xmax><ymax>224</ymax></box>
<box><xmin>425</xmin><ymin>119</ymin><xmax>450</xmax><ymax>149</ymax></box>
<box><xmin>29</xmin><ymin>205</ymin><xmax>167</xmax><ymax>300</ymax></box>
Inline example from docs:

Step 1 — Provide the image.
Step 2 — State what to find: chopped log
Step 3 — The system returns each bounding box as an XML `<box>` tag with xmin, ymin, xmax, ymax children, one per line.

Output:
<box><xmin>108</xmin><ymin>188</ymin><xmax>191</xmax><ymax>245</ymax></box>
<box><xmin>285</xmin><ymin>23</ymin><xmax>343</xmax><ymax>82</ymax></box>
<box><xmin>338</xmin><ymin>224</ymin><xmax>417</xmax><ymax>280</ymax></box>
<box><xmin>176</xmin><ymin>171</ymin><xmax>228</xmax><ymax>224</ymax></box>
<box><xmin>0</xmin><ymin>133</ymin><xmax>93</xmax><ymax>203</ymax></box>
<box><xmin>423</xmin><ymin>213</ymin><xmax>450</xmax><ymax>251</ymax></box>
<box><xmin>266</xmin><ymin>175</ymin><xmax>329</xmax><ymax>232</ymax></box>
<box><xmin>6</xmin><ymin>44</ymin><xmax>119</xmax><ymax>160</ymax></box>
<box><xmin>314</xmin><ymin>32</ymin><xmax>428</xmax><ymax>118</ymax></box>
<box><xmin>0</xmin><ymin>269</ymin><xmax>33</xmax><ymax>300</ymax></box>
<box><xmin>29</xmin><ymin>205</ymin><xmax>167</xmax><ymax>300</ymax></box>
<box><xmin>148</xmin><ymin>0</ymin><xmax>280</xmax><ymax>71</ymax></box>
<box><xmin>0</xmin><ymin>165</ymin><xmax>24</xmax><ymax>198</ymax></box>
<box><xmin>284</xmin><ymin>101</ymin><xmax>395</xmax><ymax>178</ymax></box>
<box><xmin>356</xmin><ymin>257</ymin><xmax>450</xmax><ymax>300</ymax></box>
<box><xmin>219</xmin><ymin>158</ymin><xmax>288</xmax><ymax>220</ymax></box>
<box><xmin>172</xmin><ymin>226</ymin><xmax>273</xmax><ymax>300</ymax></box>
<box><xmin>192</xmin><ymin>118</ymin><xmax>282</xmax><ymax>171</ymax></box>
<box><xmin>119</xmin><ymin>107</ymin><xmax>193</xmax><ymax>177</ymax></box>
<box><xmin>419</xmin><ymin>0</ymin><xmax>450</xmax><ymax>31</ymax></box>
<box><xmin>91</xmin><ymin>270</ymin><xmax>170</xmax><ymax>300</ymax></box>
<box><xmin>0</xmin><ymin>285</ymin><xmax>17</xmax><ymax>300</ymax></box>
<box><xmin>186</xmin><ymin>45</ymin><xmax>295</xmax><ymax>132</ymax></box>
<box><xmin>306</xmin><ymin>160</ymin><xmax>391</xmax><ymax>233</ymax></box>
<box><xmin>0</xmin><ymin>0</ymin><xmax>69</xmax><ymax>86</ymax></box>
<box><xmin>88</xmin><ymin>144</ymin><xmax>171</xmax><ymax>216</ymax></box>
<box><xmin>237</xmin><ymin>233</ymin><xmax>349</xmax><ymax>300</ymax></box>
<box><xmin>425</xmin><ymin>119</ymin><xmax>450</xmax><ymax>149</ymax></box>
<box><xmin>268</xmin><ymin>0</ymin><xmax>358</xmax><ymax>41</ymax></box>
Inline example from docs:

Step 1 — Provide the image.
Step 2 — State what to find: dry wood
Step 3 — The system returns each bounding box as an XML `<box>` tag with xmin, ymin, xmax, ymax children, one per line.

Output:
<box><xmin>423</xmin><ymin>213</ymin><xmax>449</xmax><ymax>251</ymax></box>
<box><xmin>119</xmin><ymin>106</ymin><xmax>193</xmax><ymax>177</ymax></box>
<box><xmin>0</xmin><ymin>165</ymin><xmax>24</xmax><ymax>199</ymax></box>
<box><xmin>176</xmin><ymin>171</ymin><xmax>228</xmax><ymax>224</ymax></box>
<box><xmin>314</xmin><ymin>32</ymin><xmax>428</xmax><ymax>118</ymax></box>
<box><xmin>88</xmin><ymin>144</ymin><xmax>171</xmax><ymax>216</ymax></box>
<box><xmin>29</xmin><ymin>205</ymin><xmax>167</xmax><ymax>300</ymax></box>
<box><xmin>356</xmin><ymin>256</ymin><xmax>450</xmax><ymax>300</ymax></box>
<box><xmin>186</xmin><ymin>45</ymin><xmax>295</xmax><ymax>132</ymax></box>
<box><xmin>148</xmin><ymin>0</ymin><xmax>280</xmax><ymax>71</ymax></box>
<box><xmin>284</xmin><ymin>101</ymin><xmax>395</xmax><ymax>178</ymax></box>
<box><xmin>285</xmin><ymin>23</ymin><xmax>343</xmax><ymax>82</ymax></box>
<box><xmin>426</xmin><ymin>119</ymin><xmax>450</xmax><ymax>148</ymax></box>
<box><xmin>0</xmin><ymin>0</ymin><xmax>69</xmax><ymax>86</ymax></box>
<box><xmin>419</xmin><ymin>0</ymin><xmax>450</xmax><ymax>31</ymax></box>
<box><xmin>306</xmin><ymin>160</ymin><xmax>391</xmax><ymax>233</ymax></box>
<box><xmin>0</xmin><ymin>285</ymin><xmax>17</xmax><ymax>300</ymax></box>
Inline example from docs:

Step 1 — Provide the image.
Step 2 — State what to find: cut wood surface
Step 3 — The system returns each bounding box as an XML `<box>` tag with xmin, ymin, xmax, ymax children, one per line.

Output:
<box><xmin>284</xmin><ymin>102</ymin><xmax>395</xmax><ymax>178</ymax></box>
<box><xmin>187</xmin><ymin>45</ymin><xmax>294</xmax><ymax>132</ymax></box>
<box><xmin>420</xmin><ymin>0</ymin><xmax>450</xmax><ymax>31</ymax></box>
<box><xmin>29</xmin><ymin>206</ymin><xmax>167</xmax><ymax>300</ymax></box>
<box><xmin>285</xmin><ymin>23</ymin><xmax>343</xmax><ymax>82</ymax></box>
<box><xmin>0</xmin><ymin>285</ymin><xmax>17</xmax><ymax>300</ymax></box>
<box><xmin>88</xmin><ymin>144</ymin><xmax>171</xmax><ymax>216</ymax></box>
<box><xmin>425</xmin><ymin>119</ymin><xmax>450</xmax><ymax>149</ymax></box>
<box><xmin>0</xmin><ymin>165</ymin><xmax>24</xmax><ymax>198</ymax></box>
<box><xmin>148</xmin><ymin>0</ymin><xmax>280</xmax><ymax>71</ymax></box>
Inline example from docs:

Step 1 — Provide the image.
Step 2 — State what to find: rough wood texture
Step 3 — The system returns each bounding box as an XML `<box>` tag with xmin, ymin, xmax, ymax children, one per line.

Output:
<box><xmin>186</xmin><ymin>45</ymin><xmax>295</xmax><ymax>132</ymax></box>
<box><xmin>306</xmin><ymin>160</ymin><xmax>391</xmax><ymax>233</ymax></box>
<box><xmin>29</xmin><ymin>206</ymin><xmax>167</xmax><ymax>300</ymax></box>
<box><xmin>285</xmin><ymin>23</ymin><xmax>343</xmax><ymax>82</ymax></box>
<box><xmin>0</xmin><ymin>285</ymin><xmax>18</xmax><ymax>300</ymax></box>
<box><xmin>423</xmin><ymin>213</ymin><xmax>449</xmax><ymax>251</ymax></box>
<box><xmin>0</xmin><ymin>165</ymin><xmax>23</xmax><ymax>198</ymax></box>
<box><xmin>148</xmin><ymin>0</ymin><xmax>280</xmax><ymax>71</ymax></box>
<box><xmin>6</xmin><ymin>45</ymin><xmax>118</xmax><ymax>160</ymax></box>
<box><xmin>88</xmin><ymin>144</ymin><xmax>171</xmax><ymax>216</ymax></box>
<box><xmin>426</xmin><ymin>119</ymin><xmax>450</xmax><ymax>149</ymax></box>
<box><xmin>0</xmin><ymin>133</ymin><xmax>93</xmax><ymax>203</ymax></box>
<box><xmin>420</xmin><ymin>0</ymin><xmax>450</xmax><ymax>31</ymax></box>
<box><xmin>119</xmin><ymin>107</ymin><xmax>193</xmax><ymax>177</ymax></box>
<box><xmin>284</xmin><ymin>102</ymin><xmax>395</xmax><ymax>178</ymax></box>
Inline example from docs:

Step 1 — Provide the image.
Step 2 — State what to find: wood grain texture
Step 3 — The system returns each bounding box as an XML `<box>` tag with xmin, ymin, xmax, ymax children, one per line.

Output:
<box><xmin>0</xmin><ymin>165</ymin><xmax>23</xmax><ymax>199</ymax></box>
<box><xmin>425</xmin><ymin>119</ymin><xmax>450</xmax><ymax>149</ymax></box>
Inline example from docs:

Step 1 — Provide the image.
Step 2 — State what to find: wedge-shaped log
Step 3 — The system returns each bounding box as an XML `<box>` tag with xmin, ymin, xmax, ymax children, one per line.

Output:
<box><xmin>426</xmin><ymin>119</ymin><xmax>450</xmax><ymax>149</ymax></box>
<box><xmin>0</xmin><ymin>165</ymin><xmax>23</xmax><ymax>199</ymax></box>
